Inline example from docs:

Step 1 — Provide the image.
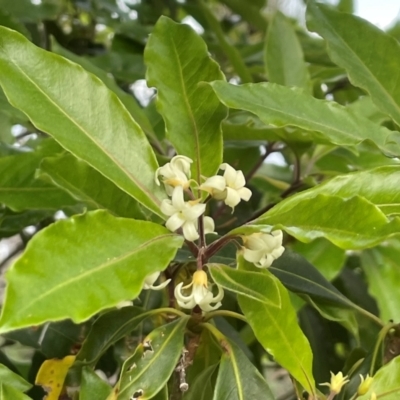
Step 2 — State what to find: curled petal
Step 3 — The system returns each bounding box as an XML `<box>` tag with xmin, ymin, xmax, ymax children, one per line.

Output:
<box><xmin>171</xmin><ymin>185</ymin><xmax>186</xmax><ymax>210</ymax></box>
<box><xmin>200</xmin><ymin>175</ymin><xmax>226</xmax><ymax>192</ymax></box>
<box><xmin>272</xmin><ymin>246</ymin><xmax>285</xmax><ymax>259</ymax></box>
<box><xmin>243</xmin><ymin>248</ymin><xmax>266</xmax><ymax>263</ymax></box>
<box><xmin>160</xmin><ymin>199</ymin><xmax>176</xmax><ymax>216</ymax></box>
<box><xmin>237</xmin><ymin>187</ymin><xmax>252</xmax><ymax>202</ymax></box>
<box><xmin>182</xmin><ymin>221</ymin><xmax>199</xmax><ymax>241</ymax></box>
<box><xmin>233</xmin><ymin>170</ymin><xmax>246</xmax><ymax>189</ymax></box>
<box><xmin>203</xmin><ymin>216</ymin><xmax>216</xmax><ymax>235</ymax></box>
<box><xmin>224</xmin><ymin>187</ymin><xmax>242</xmax><ymax>209</ymax></box>
<box><xmin>174</xmin><ymin>282</ymin><xmax>194</xmax><ymax>302</ymax></box>
<box><xmin>256</xmin><ymin>254</ymin><xmax>274</xmax><ymax>268</ymax></box>
<box><xmin>182</xmin><ymin>202</ymin><xmax>206</xmax><ymax>221</ymax></box>
<box><xmin>166</xmin><ymin>214</ymin><xmax>185</xmax><ymax>232</ymax></box>
<box><xmin>143</xmin><ymin>272</ymin><xmax>160</xmax><ymax>288</ymax></box>
<box><xmin>171</xmin><ymin>155</ymin><xmax>193</xmax><ymax>178</ymax></box>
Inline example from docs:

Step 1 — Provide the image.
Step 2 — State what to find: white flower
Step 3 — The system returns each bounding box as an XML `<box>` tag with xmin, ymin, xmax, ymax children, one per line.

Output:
<box><xmin>200</xmin><ymin>163</ymin><xmax>252</xmax><ymax>209</ymax></box>
<box><xmin>160</xmin><ymin>186</ymin><xmax>215</xmax><ymax>241</ymax></box>
<box><xmin>155</xmin><ymin>155</ymin><xmax>193</xmax><ymax>195</ymax></box>
<box><xmin>143</xmin><ymin>271</ymin><xmax>171</xmax><ymax>290</ymax></box>
<box><xmin>174</xmin><ymin>270</ymin><xmax>224</xmax><ymax>312</ymax></box>
<box><xmin>320</xmin><ymin>371</ymin><xmax>349</xmax><ymax>394</ymax></box>
<box><xmin>242</xmin><ymin>230</ymin><xmax>285</xmax><ymax>268</ymax></box>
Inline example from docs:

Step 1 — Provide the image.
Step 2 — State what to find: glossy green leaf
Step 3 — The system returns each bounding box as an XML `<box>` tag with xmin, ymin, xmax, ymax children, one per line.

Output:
<box><xmin>209</xmin><ymin>81</ymin><xmax>400</xmax><ymax>156</ymax></box>
<box><xmin>0</xmin><ymin>141</ymin><xmax>78</xmax><ymax>211</ymax></box>
<box><xmin>213</xmin><ymin>338</ymin><xmax>274</xmax><ymax>400</ymax></box>
<box><xmin>0</xmin><ymin>27</ymin><xmax>165</xmax><ymax>217</ymax></box>
<box><xmin>145</xmin><ymin>16</ymin><xmax>227</xmax><ymax>181</ymax></box>
<box><xmin>184</xmin><ymin>365</ymin><xmax>216</xmax><ymax>400</ymax></box>
<box><xmin>307</xmin><ymin>2</ymin><xmax>400</xmax><ymax>127</ymax></box>
<box><xmin>235</xmin><ymin>259</ymin><xmax>315</xmax><ymax>394</ymax></box>
<box><xmin>0</xmin><ymin>211</ymin><xmax>183</xmax><ymax>333</ymax></box>
<box><xmin>77</xmin><ymin>307</ymin><xmax>149</xmax><ymax>365</ymax></box>
<box><xmin>38</xmin><ymin>153</ymin><xmax>145</xmax><ymax>219</ymax></box>
<box><xmin>255</xmin><ymin>194</ymin><xmax>400</xmax><ymax>249</ymax></box>
<box><xmin>358</xmin><ymin>356</ymin><xmax>400</xmax><ymax>400</ymax></box>
<box><xmin>284</xmin><ymin>166</ymin><xmax>400</xmax><ymax>216</ymax></box>
<box><xmin>265</xmin><ymin>12</ymin><xmax>310</xmax><ymax>91</ymax></box>
<box><xmin>80</xmin><ymin>367</ymin><xmax>112</xmax><ymax>400</ymax></box>
<box><xmin>0</xmin><ymin>364</ymin><xmax>32</xmax><ymax>392</ymax></box>
<box><xmin>269</xmin><ymin>249</ymin><xmax>353</xmax><ymax>308</ymax></box>
<box><xmin>0</xmin><ymin>383</ymin><xmax>31</xmax><ymax>399</ymax></box>
<box><xmin>292</xmin><ymin>239</ymin><xmax>346</xmax><ymax>281</ymax></box>
<box><xmin>110</xmin><ymin>317</ymin><xmax>189</xmax><ymax>400</ymax></box>
<box><xmin>50</xmin><ymin>39</ymin><xmax>159</xmax><ymax>149</ymax></box>
<box><xmin>362</xmin><ymin>246</ymin><xmax>400</xmax><ymax>323</ymax></box>
<box><xmin>209</xmin><ymin>264</ymin><xmax>281</xmax><ymax>307</ymax></box>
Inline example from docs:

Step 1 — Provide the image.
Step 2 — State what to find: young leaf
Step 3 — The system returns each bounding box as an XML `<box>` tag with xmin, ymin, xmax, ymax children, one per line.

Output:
<box><xmin>38</xmin><ymin>153</ymin><xmax>146</xmax><ymax>219</ymax></box>
<box><xmin>307</xmin><ymin>2</ymin><xmax>400</xmax><ymax>127</ymax></box>
<box><xmin>0</xmin><ymin>211</ymin><xmax>183</xmax><ymax>333</ymax></box>
<box><xmin>0</xmin><ymin>26</ymin><xmax>165</xmax><ymax>217</ymax></box>
<box><xmin>237</xmin><ymin>269</ymin><xmax>315</xmax><ymax>394</ymax></box>
<box><xmin>209</xmin><ymin>264</ymin><xmax>281</xmax><ymax>307</ymax></box>
<box><xmin>265</xmin><ymin>11</ymin><xmax>310</xmax><ymax>91</ymax></box>
<box><xmin>80</xmin><ymin>367</ymin><xmax>112</xmax><ymax>400</ymax></box>
<box><xmin>209</xmin><ymin>81</ymin><xmax>400</xmax><ymax>156</ymax></box>
<box><xmin>213</xmin><ymin>338</ymin><xmax>275</xmax><ymax>400</ymax></box>
<box><xmin>255</xmin><ymin>194</ymin><xmax>400</xmax><ymax>249</ymax></box>
<box><xmin>145</xmin><ymin>16</ymin><xmax>227</xmax><ymax>182</ymax></box>
<box><xmin>110</xmin><ymin>317</ymin><xmax>189</xmax><ymax>400</ymax></box>
<box><xmin>0</xmin><ymin>364</ymin><xmax>32</xmax><ymax>392</ymax></box>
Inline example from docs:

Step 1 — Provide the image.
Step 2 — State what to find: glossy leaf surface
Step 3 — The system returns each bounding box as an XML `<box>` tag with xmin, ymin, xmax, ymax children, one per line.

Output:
<box><xmin>0</xmin><ymin>384</ymin><xmax>31</xmax><ymax>400</ymax></box>
<box><xmin>145</xmin><ymin>16</ymin><xmax>227</xmax><ymax>181</ymax></box>
<box><xmin>110</xmin><ymin>317</ymin><xmax>188</xmax><ymax>400</ymax></box>
<box><xmin>39</xmin><ymin>153</ymin><xmax>145</xmax><ymax>219</ymax></box>
<box><xmin>210</xmin><ymin>81</ymin><xmax>400</xmax><ymax>156</ymax></box>
<box><xmin>307</xmin><ymin>2</ymin><xmax>400</xmax><ymax>127</ymax></box>
<box><xmin>0</xmin><ymin>27</ymin><xmax>165</xmax><ymax>216</ymax></box>
<box><xmin>0</xmin><ymin>211</ymin><xmax>183</xmax><ymax>333</ymax></box>
<box><xmin>209</xmin><ymin>264</ymin><xmax>281</xmax><ymax>307</ymax></box>
<box><xmin>80</xmin><ymin>367</ymin><xmax>112</xmax><ymax>400</ymax></box>
<box><xmin>237</xmin><ymin>265</ymin><xmax>315</xmax><ymax>394</ymax></box>
<box><xmin>0</xmin><ymin>363</ymin><xmax>32</xmax><ymax>392</ymax></box>
<box><xmin>213</xmin><ymin>338</ymin><xmax>274</xmax><ymax>400</ymax></box>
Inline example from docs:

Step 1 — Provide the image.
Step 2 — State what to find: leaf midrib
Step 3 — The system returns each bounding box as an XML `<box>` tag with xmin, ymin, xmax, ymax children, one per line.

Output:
<box><xmin>5</xmin><ymin>52</ymin><xmax>160</xmax><ymax>207</ymax></box>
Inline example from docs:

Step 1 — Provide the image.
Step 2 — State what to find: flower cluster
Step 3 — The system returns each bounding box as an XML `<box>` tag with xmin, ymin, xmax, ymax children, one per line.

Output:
<box><xmin>242</xmin><ymin>231</ymin><xmax>285</xmax><ymax>268</ymax></box>
<box><xmin>156</xmin><ymin>155</ymin><xmax>252</xmax><ymax>242</ymax></box>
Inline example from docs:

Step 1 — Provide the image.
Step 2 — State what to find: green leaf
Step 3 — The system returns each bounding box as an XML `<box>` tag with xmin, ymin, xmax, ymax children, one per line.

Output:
<box><xmin>77</xmin><ymin>307</ymin><xmax>150</xmax><ymax>365</ymax></box>
<box><xmin>358</xmin><ymin>356</ymin><xmax>400</xmax><ymax>399</ymax></box>
<box><xmin>0</xmin><ymin>211</ymin><xmax>183</xmax><ymax>333</ymax></box>
<box><xmin>184</xmin><ymin>365</ymin><xmax>217</xmax><ymax>400</ymax></box>
<box><xmin>306</xmin><ymin>2</ymin><xmax>400</xmax><ymax>127</ymax></box>
<box><xmin>292</xmin><ymin>238</ymin><xmax>346</xmax><ymax>281</ymax></box>
<box><xmin>0</xmin><ymin>383</ymin><xmax>31</xmax><ymax>399</ymax></box>
<box><xmin>0</xmin><ymin>141</ymin><xmax>78</xmax><ymax>211</ymax></box>
<box><xmin>285</xmin><ymin>165</ymin><xmax>400</xmax><ymax>217</ymax></box>
<box><xmin>209</xmin><ymin>81</ymin><xmax>400</xmax><ymax>156</ymax></box>
<box><xmin>38</xmin><ymin>153</ymin><xmax>145</xmax><ymax>219</ymax></box>
<box><xmin>80</xmin><ymin>367</ymin><xmax>112</xmax><ymax>400</ymax></box>
<box><xmin>110</xmin><ymin>317</ymin><xmax>189</xmax><ymax>400</ymax></box>
<box><xmin>255</xmin><ymin>194</ymin><xmax>400</xmax><ymax>249</ymax></box>
<box><xmin>0</xmin><ymin>364</ymin><xmax>32</xmax><ymax>392</ymax></box>
<box><xmin>269</xmin><ymin>249</ymin><xmax>354</xmax><ymax>308</ymax></box>
<box><xmin>362</xmin><ymin>245</ymin><xmax>400</xmax><ymax>323</ymax></box>
<box><xmin>145</xmin><ymin>16</ymin><xmax>227</xmax><ymax>181</ymax></box>
<box><xmin>265</xmin><ymin>12</ymin><xmax>310</xmax><ymax>91</ymax></box>
<box><xmin>237</xmin><ymin>269</ymin><xmax>315</xmax><ymax>394</ymax></box>
<box><xmin>213</xmin><ymin>338</ymin><xmax>274</xmax><ymax>400</ymax></box>
<box><xmin>209</xmin><ymin>264</ymin><xmax>281</xmax><ymax>307</ymax></box>
<box><xmin>0</xmin><ymin>27</ymin><xmax>165</xmax><ymax>217</ymax></box>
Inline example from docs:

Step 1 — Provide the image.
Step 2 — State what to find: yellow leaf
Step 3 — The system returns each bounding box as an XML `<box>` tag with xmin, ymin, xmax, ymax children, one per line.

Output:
<box><xmin>35</xmin><ymin>355</ymin><xmax>76</xmax><ymax>400</ymax></box>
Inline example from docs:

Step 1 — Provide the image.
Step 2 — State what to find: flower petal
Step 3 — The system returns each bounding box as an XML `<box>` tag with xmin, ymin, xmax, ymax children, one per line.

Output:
<box><xmin>166</xmin><ymin>214</ymin><xmax>185</xmax><ymax>232</ymax></box>
<box><xmin>224</xmin><ymin>187</ymin><xmax>241</xmax><ymax>209</ymax></box>
<box><xmin>203</xmin><ymin>216</ymin><xmax>216</xmax><ymax>235</ymax></box>
<box><xmin>232</xmin><ymin>170</ymin><xmax>246</xmax><ymax>189</ymax></box>
<box><xmin>200</xmin><ymin>175</ymin><xmax>226</xmax><ymax>192</ymax></box>
<box><xmin>237</xmin><ymin>187</ymin><xmax>252</xmax><ymax>202</ymax></box>
<box><xmin>160</xmin><ymin>199</ymin><xmax>176</xmax><ymax>216</ymax></box>
<box><xmin>182</xmin><ymin>221</ymin><xmax>199</xmax><ymax>241</ymax></box>
<box><xmin>143</xmin><ymin>271</ymin><xmax>160</xmax><ymax>288</ymax></box>
<box><xmin>182</xmin><ymin>202</ymin><xmax>205</xmax><ymax>221</ymax></box>
<box><xmin>147</xmin><ymin>279</ymin><xmax>171</xmax><ymax>291</ymax></box>
<box><xmin>174</xmin><ymin>282</ymin><xmax>193</xmax><ymax>302</ymax></box>
<box><xmin>171</xmin><ymin>185</ymin><xmax>185</xmax><ymax>210</ymax></box>
<box><xmin>220</xmin><ymin>163</ymin><xmax>237</xmax><ymax>186</ymax></box>
<box><xmin>242</xmin><ymin>248</ymin><xmax>265</xmax><ymax>263</ymax></box>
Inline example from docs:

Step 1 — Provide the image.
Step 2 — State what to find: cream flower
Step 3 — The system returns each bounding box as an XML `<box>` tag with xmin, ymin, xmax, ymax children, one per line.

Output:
<box><xmin>242</xmin><ymin>231</ymin><xmax>285</xmax><ymax>268</ymax></box>
<box><xmin>357</xmin><ymin>374</ymin><xmax>374</xmax><ymax>395</ymax></box>
<box><xmin>200</xmin><ymin>163</ymin><xmax>252</xmax><ymax>209</ymax></box>
<box><xmin>320</xmin><ymin>371</ymin><xmax>349</xmax><ymax>394</ymax></box>
<box><xmin>160</xmin><ymin>186</ymin><xmax>215</xmax><ymax>241</ymax></box>
<box><xmin>155</xmin><ymin>155</ymin><xmax>193</xmax><ymax>195</ymax></box>
<box><xmin>174</xmin><ymin>270</ymin><xmax>224</xmax><ymax>312</ymax></box>
<box><xmin>143</xmin><ymin>272</ymin><xmax>171</xmax><ymax>290</ymax></box>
